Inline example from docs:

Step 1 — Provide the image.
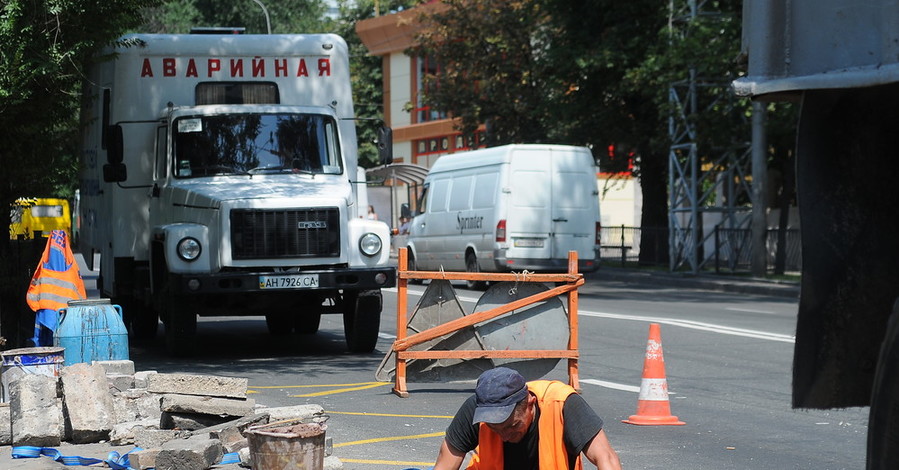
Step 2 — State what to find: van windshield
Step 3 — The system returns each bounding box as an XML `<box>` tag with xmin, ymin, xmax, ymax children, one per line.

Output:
<box><xmin>172</xmin><ymin>113</ymin><xmax>343</xmax><ymax>178</ymax></box>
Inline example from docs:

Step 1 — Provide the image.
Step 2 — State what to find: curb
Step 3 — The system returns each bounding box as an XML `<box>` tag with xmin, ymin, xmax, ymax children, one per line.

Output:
<box><xmin>586</xmin><ymin>267</ymin><xmax>800</xmax><ymax>299</ymax></box>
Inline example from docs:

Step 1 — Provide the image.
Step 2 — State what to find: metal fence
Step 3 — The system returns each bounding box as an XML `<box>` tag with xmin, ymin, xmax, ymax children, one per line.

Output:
<box><xmin>599</xmin><ymin>225</ymin><xmax>801</xmax><ymax>274</ymax></box>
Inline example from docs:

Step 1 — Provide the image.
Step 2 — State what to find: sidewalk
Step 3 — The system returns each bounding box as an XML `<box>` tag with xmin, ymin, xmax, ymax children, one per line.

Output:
<box><xmin>586</xmin><ymin>265</ymin><xmax>800</xmax><ymax>299</ymax></box>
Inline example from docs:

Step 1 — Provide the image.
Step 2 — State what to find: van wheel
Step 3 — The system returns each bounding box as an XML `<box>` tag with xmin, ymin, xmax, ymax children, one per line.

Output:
<box><xmin>407</xmin><ymin>251</ymin><xmax>423</xmax><ymax>285</ymax></box>
<box><xmin>343</xmin><ymin>290</ymin><xmax>382</xmax><ymax>353</ymax></box>
<box><xmin>466</xmin><ymin>253</ymin><xmax>487</xmax><ymax>290</ymax></box>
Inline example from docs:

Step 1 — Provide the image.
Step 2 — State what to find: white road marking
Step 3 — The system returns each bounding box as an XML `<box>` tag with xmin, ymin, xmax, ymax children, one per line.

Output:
<box><xmin>384</xmin><ymin>286</ymin><xmax>795</xmax><ymax>343</ymax></box>
<box><xmin>580</xmin><ymin>379</ymin><xmax>640</xmax><ymax>393</ymax></box>
<box><xmin>725</xmin><ymin>307</ymin><xmax>777</xmax><ymax>314</ymax></box>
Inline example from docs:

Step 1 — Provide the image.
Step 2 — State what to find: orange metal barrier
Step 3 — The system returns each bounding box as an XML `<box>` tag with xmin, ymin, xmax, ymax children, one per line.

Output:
<box><xmin>390</xmin><ymin>247</ymin><xmax>583</xmax><ymax>397</ymax></box>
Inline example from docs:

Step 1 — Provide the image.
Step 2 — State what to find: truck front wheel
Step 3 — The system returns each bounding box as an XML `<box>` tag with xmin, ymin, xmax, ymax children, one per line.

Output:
<box><xmin>116</xmin><ymin>296</ymin><xmax>158</xmax><ymax>340</ymax></box>
<box><xmin>343</xmin><ymin>290</ymin><xmax>382</xmax><ymax>353</ymax></box>
<box><xmin>867</xmin><ymin>300</ymin><xmax>899</xmax><ymax>469</ymax></box>
<box><xmin>161</xmin><ymin>280</ymin><xmax>198</xmax><ymax>357</ymax></box>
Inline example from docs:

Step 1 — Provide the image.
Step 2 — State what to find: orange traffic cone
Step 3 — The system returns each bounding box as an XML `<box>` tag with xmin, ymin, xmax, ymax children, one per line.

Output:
<box><xmin>622</xmin><ymin>323</ymin><xmax>685</xmax><ymax>425</ymax></box>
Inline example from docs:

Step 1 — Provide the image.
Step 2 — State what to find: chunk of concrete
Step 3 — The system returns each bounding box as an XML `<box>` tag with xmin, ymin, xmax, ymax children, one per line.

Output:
<box><xmin>159</xmin><ymin>393</ymin><xmax>255</xmax><ymax>417</ymax></box>
<box><xmin>254</xmin><ymin>403</ymin><xmax>325</xmax><ymax>422</ymax></box>
<box><xmin>155</xmin><ymin>436</ymin><xmax>224</xmax><ymax>470</ymax></box>
<box><xmin>112</xmin><ymin>388</ymin><xmax>162</xmax><ymax>423</ymax></box>
<box><xmin>93</xmin><ymin>359</ymin><xmax>135</xmax><ymax>376</ymax></box>
<box><xmin>129</xmin><ymin>447</ymin><xmax>160</xmax><ymax>470</ymax></box>
<box><xmin>147</xmin><ymin>373</ymin><xmax>247</xmax><ymax>399</ymax></box>
<box><xmin>0</xmin><ymin>402</ymin><xmax>10</xmax><ymax>445</ymax></box>
<box><xmin>10</xmin><ymin>373</ymin><xmax>63</xmax><ymax>447</ymax></box>
<box><xmin>109</xmin><ymin>417</ymin><xmax>159</xmax><ymax>445</ymax></box>
<box><xmin>161</xmin><ymin>411</ymin><xmax>234</xmax><ymax>431</ymax></box>
<box><xmin>61</xmin><ymin>362</ymin><xmax>116</xmax><ymax>443</ymax></box>
<box><xmin>134</xmin><ymin>427</ymin><xmax>191</xmax><ymax>449</ymax></box>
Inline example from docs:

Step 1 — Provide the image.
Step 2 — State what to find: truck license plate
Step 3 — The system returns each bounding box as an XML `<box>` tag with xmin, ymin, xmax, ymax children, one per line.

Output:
<box><xmin>258</xmin><ymin>274</ymin><xmax>320</xmax><ymax>289</ymax></box>
<box><xmin>514</xmin><ymin>238</ymin><xmax>544</xmax><ymax>248</ymax></box>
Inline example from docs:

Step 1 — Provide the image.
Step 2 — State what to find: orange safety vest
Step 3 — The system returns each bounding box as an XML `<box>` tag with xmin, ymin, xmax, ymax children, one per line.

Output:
<box><xmin>26</xmin><ymin>230</ymin><xmax>86</xmax><ymax>312</ymax></box>
<box><xmin>467</xmin><ymin>380</ymin><xmax>583</xmax><ymax>470</ymax></box>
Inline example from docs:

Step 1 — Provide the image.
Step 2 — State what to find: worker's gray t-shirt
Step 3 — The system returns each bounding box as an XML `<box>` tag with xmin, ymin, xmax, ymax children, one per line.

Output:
<box><xmin>444</xmin><ymin>392</ymin><xmax>604</xmax><ymax>470</ymax></box>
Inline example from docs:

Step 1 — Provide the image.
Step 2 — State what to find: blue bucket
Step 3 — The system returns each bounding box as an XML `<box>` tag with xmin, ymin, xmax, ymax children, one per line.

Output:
<box><xmin>0</xmin><ymin>346</ymin><xmax>65</xmax><ymax>402</ymax></box>
<box><xmin>54</xmin><ymin>298</ymin><xmax>129</xmax><ymax>366</ymax></box>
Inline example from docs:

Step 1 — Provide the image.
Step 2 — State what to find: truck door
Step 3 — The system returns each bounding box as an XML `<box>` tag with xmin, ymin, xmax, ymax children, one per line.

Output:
<box><xmin>549</xmin><ymin>147</ymin><xmax>598</xmax><ymax>262</ymax></box>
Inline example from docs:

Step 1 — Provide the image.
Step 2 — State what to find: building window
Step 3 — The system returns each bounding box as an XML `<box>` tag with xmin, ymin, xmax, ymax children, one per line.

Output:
<box><xmin>413</xmin><ymin>56</ymin><xmax>448</xmax><ymax>123</ymax></box>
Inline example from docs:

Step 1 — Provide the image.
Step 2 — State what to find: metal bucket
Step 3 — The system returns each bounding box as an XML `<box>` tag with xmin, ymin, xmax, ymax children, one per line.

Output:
<box><xmin>246</xmin><ymin>418</ymin><xmax>327</xmax><ymax>470</ymax></box>
<box><xmin>0</xmin><ymin>346</ymin><xmax>65</xmax><ymax>402</ymax></box>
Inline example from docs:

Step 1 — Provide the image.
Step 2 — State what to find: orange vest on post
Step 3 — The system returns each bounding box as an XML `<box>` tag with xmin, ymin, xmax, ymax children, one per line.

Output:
<box><xmin>26</xmin><ymin>230</ymin><xmax>86</xmax><ymax>313</ymax></box>
<box><xmin>467</xmin><ymin>380</ymin><xmax>583</xmax><ymax>470</ymax></box>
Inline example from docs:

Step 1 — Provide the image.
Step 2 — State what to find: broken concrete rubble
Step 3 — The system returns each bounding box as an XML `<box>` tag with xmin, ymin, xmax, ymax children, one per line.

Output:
<box><xmin>0</xmin><ymin>360</ymin><xmax>343</xmax><ymax>469</ymax></box>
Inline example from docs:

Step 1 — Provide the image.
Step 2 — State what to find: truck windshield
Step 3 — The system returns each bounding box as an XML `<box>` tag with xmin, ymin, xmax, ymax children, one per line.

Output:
<box><xmin>172</xmin><ymin>113</ymin><xmax>343</xmax><ymax>178</ymax></box>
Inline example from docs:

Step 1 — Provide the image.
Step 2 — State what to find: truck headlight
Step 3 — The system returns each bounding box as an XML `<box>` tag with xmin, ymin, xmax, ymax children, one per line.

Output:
<box><xmin>359</xmin><ymin>233</ymin><xmax>382</xmax><ymax>257</ymax></box>
<box><xmin>177</xmin><ymin>237</ymin><xmax>202</xmax><ymax>261</ymax></box>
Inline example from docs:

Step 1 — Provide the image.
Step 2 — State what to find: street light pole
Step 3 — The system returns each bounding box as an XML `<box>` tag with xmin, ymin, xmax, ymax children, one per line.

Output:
<box><xmin>251</xmin><ymin>0</ymin><xmax>272</xmax><ymax>34</ymax></box>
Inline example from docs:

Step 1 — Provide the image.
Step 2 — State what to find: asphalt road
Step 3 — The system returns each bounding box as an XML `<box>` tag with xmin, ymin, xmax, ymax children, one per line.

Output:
<box><xmin>1</xmin><ymin>260</ymin><xmax>867</xmax><ymax>469</ymax></box>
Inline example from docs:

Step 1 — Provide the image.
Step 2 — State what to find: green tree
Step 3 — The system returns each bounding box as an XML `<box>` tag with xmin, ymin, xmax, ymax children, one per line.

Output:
<box><xmin>0</xmin><ymin>0</ymin><xmax>159</xmax><ymax>345</ymax></box>
<box><xmin>141</xmin><ymin>0</ymin><xmax>330</xmax><ymax>34</ymax></box>
<box><xmin>335</xmin><ymin>0</ymin><xmax>416</xmax><ymax>168</ymax></box>
<box><xmin>412</xmin><ymin>0</ymin><xmax>553</xmax><ymax>145</ymax></box>
<box><xmin>410</xmin><ymin>0</ymin><xmax>796</xmax><ymax>267</ymax></box>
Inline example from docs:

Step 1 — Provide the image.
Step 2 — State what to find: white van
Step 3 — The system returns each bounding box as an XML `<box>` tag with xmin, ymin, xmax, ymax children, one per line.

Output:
<box><xmin>406</xmin><ymin>144</ymin><xmax>601</xmax><ymax>287</ymax></box>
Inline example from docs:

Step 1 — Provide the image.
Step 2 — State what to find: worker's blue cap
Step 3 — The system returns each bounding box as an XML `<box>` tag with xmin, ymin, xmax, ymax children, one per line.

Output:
<box><xmin>472</xmin><ymin>367</ymin><xmax>528</xmax><ymax>425</ymax></box>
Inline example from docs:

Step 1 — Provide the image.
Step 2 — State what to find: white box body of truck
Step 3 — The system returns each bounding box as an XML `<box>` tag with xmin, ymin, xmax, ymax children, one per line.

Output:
<box><xmin>79</xmin><ymin>33</ymin><xmax>394</xmax><ymax>354</ymax></box>
<box><xmin>405</xmin><ymin>144</ymin><xmax>600</xmax><ymax>287</ymax></box>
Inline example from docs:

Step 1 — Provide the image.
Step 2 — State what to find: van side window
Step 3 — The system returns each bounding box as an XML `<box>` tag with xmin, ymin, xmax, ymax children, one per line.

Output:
<box><xmin>449</xmin><ymin>175</ymin><xmax>472</xmax><ymax>211</ymax></box>
<box><xmin>417</xmin><ymin>184</ymin><xmax>429</xmax><ymax>214</ymax></box>
<box><xmin>430</xmin><ymin>179</ymin><xmax>450</xmax><ymax>213</ymax></box>
<box><xmin>473</xmin><ymin>173</ymin><xmax>498</xmax><ymax>209</ymax></box>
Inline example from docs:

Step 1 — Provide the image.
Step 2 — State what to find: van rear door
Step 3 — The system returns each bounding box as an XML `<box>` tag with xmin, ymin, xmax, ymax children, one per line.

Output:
<box><xmin>507</xmin><ymin>149</ymin><xmax>553</xmax><ymax>260</ymax></box>
<box><xmin>549</xmin><ymin>147</ymin><xmax>598</xmax><ymax>262</ymax></box>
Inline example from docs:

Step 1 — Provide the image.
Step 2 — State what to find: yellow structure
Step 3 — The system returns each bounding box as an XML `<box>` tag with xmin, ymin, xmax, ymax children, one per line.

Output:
<box><xmin>9</xmin><ymin>197</ymin><xmax>71</xmax><ymax>240</ymax></box>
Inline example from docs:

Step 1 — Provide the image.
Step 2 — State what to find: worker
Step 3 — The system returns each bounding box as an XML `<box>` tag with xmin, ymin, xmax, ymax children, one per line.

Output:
<box><xmin>433</xmin><ymin>367</ymin><xmax>622</xmax><ymax>470</ymax></box>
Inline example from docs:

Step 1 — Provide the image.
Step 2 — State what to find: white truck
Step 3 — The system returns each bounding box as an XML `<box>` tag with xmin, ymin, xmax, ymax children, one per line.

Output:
<box><xmin>405</xmin><ymin>144</ymin><xmax>601</xmax><ymax>289</ymax></box>
<box><xmin>79</xmin><ymin>33</ymin><xmax>395</xmax><ymax>355</ymax></box>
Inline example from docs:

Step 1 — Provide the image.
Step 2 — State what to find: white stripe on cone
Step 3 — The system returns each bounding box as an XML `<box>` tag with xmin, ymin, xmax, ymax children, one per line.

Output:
<box><xmin>637</xmin><ymin>378</ymin><xmax>670</xmax><ymax>401</ymax></box>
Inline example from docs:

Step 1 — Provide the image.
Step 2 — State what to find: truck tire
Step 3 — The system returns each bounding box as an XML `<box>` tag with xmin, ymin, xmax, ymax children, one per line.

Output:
<box><xmin>115</xmin><ymin>296</ymin><xmax>159</xmax><ymax>340</ymax></box>
<box><xmin>867</xmin><ymin>301</ymin><xmax>899</xmax><ymax>469</ymax></box>
<box><xmin>265</xmin><ymin>313</ymin><xmax>293</xmax><ymax>335</ymax></box>
<box><xmin>295</xmin><ymin>312</ymin><xmax>322</xmax><ymax>335</ymax></box>
<box><xmin>343</xmin><ymin>290</ymin><xmax>382</xmax><ymax>353</ymax></box>
<box><xmin>161</xmin><ymin>281</ymin><xmax>198</xmax><ymax>357</ymax></box>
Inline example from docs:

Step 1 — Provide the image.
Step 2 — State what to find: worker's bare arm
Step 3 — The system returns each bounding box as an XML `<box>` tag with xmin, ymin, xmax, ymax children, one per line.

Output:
<box><xmin>432</xmin><ymin>438</ymin><xmax>467</xmax><ymax>470</ymax></box>
<box><xmin>583</xmin><ymin>429</ymin><xmax>622</xmax><ymax>470</ymax></box>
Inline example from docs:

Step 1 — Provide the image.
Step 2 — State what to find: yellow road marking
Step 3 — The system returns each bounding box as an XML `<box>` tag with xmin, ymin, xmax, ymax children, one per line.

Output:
<box><xmin>251</xmin><ymin>382</ymin><xmax>389</xmax><ymax>389</ymax></box>
<box><xmin>334</xmin><ymin>431</ymin><xmax>445</xmax><ymax>447</ymax></box>
<box><xmin>327</xmin><ymin>410</ymin><xmax>454</xmax><ymax>419</ymax></box>
<box><xmin>290</xmin><ymin>382</ymin><xmax>390</xmax><ymax>397</ymax></box>
<box><xmin>340</xmin><ymin>458</ymin><xmax>435</xmax><ymax>466</ymax></box>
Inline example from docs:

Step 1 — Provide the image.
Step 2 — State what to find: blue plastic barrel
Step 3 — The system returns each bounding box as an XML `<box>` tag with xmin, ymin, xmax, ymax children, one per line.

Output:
<box><xmin>54</xmin><ymin>299</ymin><xmax>129</xmax><ymax>366</ymax></box>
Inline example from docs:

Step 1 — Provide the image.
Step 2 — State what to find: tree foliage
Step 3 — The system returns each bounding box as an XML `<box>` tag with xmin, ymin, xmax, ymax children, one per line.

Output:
<box><xmin>141</xmin><ymin>0</ymin><xmax>329</xmax><ymax>34</ymax></box>
<box><xmin>0</xmin><ymin>0</ymin><xmax>159</xmax><ymax>235</ymax></box>
<box><xmin>410</xmin><ymin>0</ymin><xmax>797</xmax><ymax>263</ymax></box>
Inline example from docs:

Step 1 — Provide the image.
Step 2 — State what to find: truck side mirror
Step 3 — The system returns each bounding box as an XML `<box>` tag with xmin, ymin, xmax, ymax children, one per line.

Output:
<box><xmin>377</xmin><ymin>126</ymin><xmax>393</xmax><ymax>165</ymax></box>
<box><xmin>107</xmin><ymin>125</ymin><xmax>124</xmax><ymax>164</ymax></box>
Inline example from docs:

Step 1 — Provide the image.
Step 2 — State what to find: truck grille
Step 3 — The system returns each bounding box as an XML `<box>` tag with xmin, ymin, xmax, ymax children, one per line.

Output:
<box><xmin>230</xmin><ymin>208</ymin><xmax>340</xmax><ymax>259</ymax></box>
